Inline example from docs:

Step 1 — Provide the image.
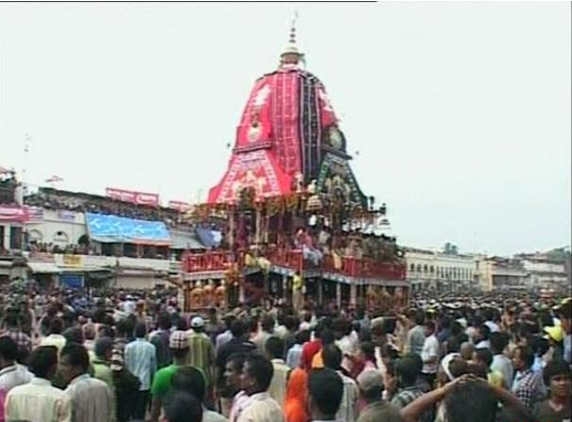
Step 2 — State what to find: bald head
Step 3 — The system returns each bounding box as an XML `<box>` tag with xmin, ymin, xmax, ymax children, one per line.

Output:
<box><xmin>460</xmin><ymin>342</ymin><xmax>475</xmax><ymax>361</ymax></box>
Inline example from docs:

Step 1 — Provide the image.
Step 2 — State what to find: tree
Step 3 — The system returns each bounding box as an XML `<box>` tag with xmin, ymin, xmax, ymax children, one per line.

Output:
<box><xmin>443</xmin><ymin>242</ymin><xmax>458</xmax><ymax>255</ymax></box>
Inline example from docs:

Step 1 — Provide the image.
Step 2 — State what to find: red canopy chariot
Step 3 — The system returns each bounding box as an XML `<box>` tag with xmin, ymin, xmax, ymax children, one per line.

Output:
<box><xmin>181</xmin><ymin>20</ymin><xmax>408</xmax><ymax>313</ymax></box>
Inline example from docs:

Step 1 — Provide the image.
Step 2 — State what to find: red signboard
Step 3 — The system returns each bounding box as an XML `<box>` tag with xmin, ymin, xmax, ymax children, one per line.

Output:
<box><xmin>135</xmin><ymin>192</ymin><xmax>160</xmax><ymax>206</ymax></box>
<box><xmin>168</xmin><ymin>201</ymin><xmax>190</xmax><ymax>212</ymax></box>
<box><xmin>105</xmin><ymin>188</ymin><xmax>159</xmax><ymax>207</ymax></box>
<box><xmin>105</xmin><ymin>188</ymin><xmax>137</xmax><ymax>203</ymax></box>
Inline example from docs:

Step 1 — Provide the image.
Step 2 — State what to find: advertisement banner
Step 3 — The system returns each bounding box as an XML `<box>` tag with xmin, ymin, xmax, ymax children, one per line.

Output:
<box><xmin>135</xmin><ymin>192</ymin><xmax>160</xmax><ymax>206</ymax></box>
<box><xmin>0</xmin><ymin>206</ymin><xmax>29</xmax><ymax>223</ymax></box>
<box><xmin>106</xmin><ymin>188</ymin><xmax>159</xmax><ymax>207</ymax></box>
<box><xmin>105</xmin><ymin>188</ymin><xmax>137</xmax><ymax>203</ymax></box>
<box><xmin>168</xmin><ymin>201</ymin><xmax>191</xmax><ymax>212</ymax></box>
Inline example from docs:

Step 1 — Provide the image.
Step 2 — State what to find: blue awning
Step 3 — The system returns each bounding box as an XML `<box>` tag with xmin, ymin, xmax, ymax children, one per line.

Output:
<box><xmin>85</xmin><ymin>213</ymin><xmax>171</xmax><ymax>245</ymax></box>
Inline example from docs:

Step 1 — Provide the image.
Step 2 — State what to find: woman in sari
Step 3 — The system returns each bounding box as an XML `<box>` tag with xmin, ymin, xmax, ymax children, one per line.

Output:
<box><xmin>284</xmin><ymin>368</ymin><xmax>310</xmax><ymax>422</ymax></box>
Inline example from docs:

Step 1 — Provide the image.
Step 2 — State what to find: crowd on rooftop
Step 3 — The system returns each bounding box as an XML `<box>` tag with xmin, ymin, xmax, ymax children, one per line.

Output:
<box><xmin>24</xmin><ymin>190</ymin><xmax>183</xmax><ymax>227</ymax></box>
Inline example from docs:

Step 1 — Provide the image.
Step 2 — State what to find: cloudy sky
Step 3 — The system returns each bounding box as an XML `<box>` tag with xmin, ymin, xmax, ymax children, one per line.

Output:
<box><xmin>0</xmin><ymin>2</ymin><xmax>570</xmax><ymax>256</ymax></box>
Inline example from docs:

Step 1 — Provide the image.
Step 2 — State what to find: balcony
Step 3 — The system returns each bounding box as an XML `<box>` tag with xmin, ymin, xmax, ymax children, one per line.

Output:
<box><xmin>182</xmin><ymin>248</ymin><xmax>407</xmax><ymax>282</ymax></box>
<box><xmin>323</xmin><ymin>255</ymin><xmax>406</xmax><ymax>280</ymax></box>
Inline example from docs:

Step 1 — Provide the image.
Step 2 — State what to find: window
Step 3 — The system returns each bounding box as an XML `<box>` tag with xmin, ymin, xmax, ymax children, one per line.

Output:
<box><xmin>53</xmin><ymin>231</ymin><xmax>69</xmax><ymax>244</ymax></box>
<box><xmin>417</xmin><ymin>264</ymin><xmax>422</xmax><ymax>272</ymax></box>
<box><xmin>10</xmin><ymin>226</ymin><xmax>22</xmax><ymax>250</ymax></box>
<box><xmin>430</xmin><ymin>265</ymin><xmax>434</xmax><ymax>273</ymax></box>
<box><xmin>423</xmin><ymin>264</ymin><xmax>428</xmax><ymax>272</ymax></box>
<box><xmin>410</xmin><ymin>263</ymin><xmax>415</xmax><ymax>271</ymax></box>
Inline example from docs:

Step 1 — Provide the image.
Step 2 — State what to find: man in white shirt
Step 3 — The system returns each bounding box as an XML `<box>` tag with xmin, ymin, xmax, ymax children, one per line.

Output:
<box><xmin>235</xmin><ymin>354</ymin><xmax>284</xmax><ymax>422</ymax></box>
<box><xmin>5</xmin><ymin>345</ymin><xmax>71</xmax><ymax>422</ymax></box>
<box><xmin>420</xmin><ymin>321</ymin><xmax>439</xmax><ymax>387</ymax></box>
<box><xmin>0</xmin><ymin>336</ymin><xmax>33</xmax><ymax>393</ymax></box>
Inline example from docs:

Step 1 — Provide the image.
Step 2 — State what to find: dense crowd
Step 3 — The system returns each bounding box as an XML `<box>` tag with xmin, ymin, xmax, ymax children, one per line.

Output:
<box><xmin>24</xmin><ymin>191</ymin><xmax>182</xmax><ymax>227</ymax></box>
<box><xmin>0</xmin><ymin>285</ymin><xmax>570</xmax><ymax>422</ymax></box>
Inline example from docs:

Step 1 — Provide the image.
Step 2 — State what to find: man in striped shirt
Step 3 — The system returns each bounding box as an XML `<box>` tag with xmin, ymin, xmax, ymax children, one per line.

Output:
<box><xmin>187</xmin><ymin>317</ymin><xmax>215</xmax><ymax>402</ymax></box>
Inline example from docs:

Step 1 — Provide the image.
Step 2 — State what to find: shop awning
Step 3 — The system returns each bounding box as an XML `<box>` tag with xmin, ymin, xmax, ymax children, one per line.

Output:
<box><xmin>28</xmin><ymin>262</ymin><xmax>61</xmax><ymax>274</ymax></box>
<box><xmin>170</xmin><ymin>230</ymin><xmax>206</xmax><ymax>250</ymax></box>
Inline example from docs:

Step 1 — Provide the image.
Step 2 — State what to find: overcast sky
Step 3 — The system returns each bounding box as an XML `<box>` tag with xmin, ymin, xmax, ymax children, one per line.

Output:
<box><xmin>0</xmin><ymin>2</ymin><xmax>570</xmax><ymax>256</ymax></box>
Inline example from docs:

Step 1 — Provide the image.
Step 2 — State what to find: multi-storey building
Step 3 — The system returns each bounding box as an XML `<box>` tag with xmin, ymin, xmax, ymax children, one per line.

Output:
<box><xmin>515</xmin><ymin>251</ymin><xmax>569</xmax><ymax>292</ymax></box>
<box><xmin>405</xmin><ymin>247</ymin><xmax>477</xmax><ymax>291</ymax></box>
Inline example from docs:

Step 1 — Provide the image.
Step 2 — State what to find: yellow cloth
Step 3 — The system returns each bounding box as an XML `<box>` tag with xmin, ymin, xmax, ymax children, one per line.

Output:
<box><xmin>257</xmin><ymin>257</ymin><xmax>271</xmax><ymax>271</ymax></box>
<box><xmin>245</xmin><ymin>254</ymin><xmax>256</xmax><ymax>266</ymax></box>
<box><xmin>293</xmin><ymin>274</ymin><xmax>303</xmax><ymax>291</ymax></box>
<box><xmin>487</xmin><ymin>370</ymin><xmax>504</xmax><ymax>389</ymax></box>
<box><xmin>311</xmin><ymin>350</ymin><xmax>324</xmax><ymax>369</ymax></box>
<box><xmin>544</xmin><ymin>325</ymin><xmax>564</xmax><ymax>342</ymax></box>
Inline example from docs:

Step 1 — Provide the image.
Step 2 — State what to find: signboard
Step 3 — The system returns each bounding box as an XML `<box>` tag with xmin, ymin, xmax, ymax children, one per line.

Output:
<box><xmin>62</xmin><ymin>254</ymin><xmax>83</xmax><ymax>267</ymax></box>
<box><xmin>57</xmin><ymin>210</ymin><xmax>77</xmax><ymax>222</ymax></box>
<box><xmin>85</xmin><ymin>212</ymin><xmax>171</xmax><ymax>245</ymax></box>
<box><xmin>105</xmin><ymin>188</ymin><xmax>137</xmax><ymax>203</ymax></box>
<box><xmin>105</xmin><ymin>188</ymin><xmax>160</xmax><ymax>207</ymax></box>
<box><xmin>59</xmin><ymin>273</ymin><xmax>84</xmax><ymax>289</ymax></box>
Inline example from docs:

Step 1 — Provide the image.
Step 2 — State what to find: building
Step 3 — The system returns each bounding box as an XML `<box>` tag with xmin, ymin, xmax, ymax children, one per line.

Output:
<box><xmin>25</xmin><ymin>208</ymin><xmax>87</xmax><ymax>250</ymax></box>
<box><xmin>405</xmin><ymin>247</ymin><xmax>477</xmax><ymax>291</ymax></box>
<box><xmin>476</xmin><ymin>257</ymin><xmax>529</xmax><ymax>292</ymax></box>
<box><xmin>15</xmin><ymin>187</ymin><xmax>205</xmax><ymax>289</ymax></box>
<box><xmin>515</xmin><ymin>251</ymin><xmax>569</xmax><ymax>292</ymax></box>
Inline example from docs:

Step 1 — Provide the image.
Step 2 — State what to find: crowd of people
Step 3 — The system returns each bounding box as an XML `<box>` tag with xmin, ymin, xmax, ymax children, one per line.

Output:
<box><xmin>0</xmin><ymin>284</ymin><xmax>570</xmax><ymax>422</ymax></box>
<box><xmin>26</xmin><ymin>242</ymin><xmax>94</xmax><ymax>256</ymax></box>
<box><xmin>24</xmin><ymin>190</ymin><xmax>183</xmax><ymax>227</ymax></box>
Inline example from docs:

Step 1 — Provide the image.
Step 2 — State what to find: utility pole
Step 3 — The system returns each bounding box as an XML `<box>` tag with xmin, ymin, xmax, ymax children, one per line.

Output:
<box><xmin>22</xmin><ymin>133</ymin><xmax>31</xmax><ymax>196</ymax></box>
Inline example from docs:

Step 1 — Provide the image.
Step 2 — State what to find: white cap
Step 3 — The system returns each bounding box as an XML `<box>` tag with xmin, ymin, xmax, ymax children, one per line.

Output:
<box><xmin>191</xmin><ymin>316</ymin><xmax>205</xmax><ymax>329</ymax></box>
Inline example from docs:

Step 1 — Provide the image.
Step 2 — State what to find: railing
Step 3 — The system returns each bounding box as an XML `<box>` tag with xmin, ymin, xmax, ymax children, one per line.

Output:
<box><xmin>182</xmin><ymin>248</ymin><xmax>406</xmax><ymax>281</ymax></box>
<box><xmin>323</xmin><ymin>255</ymin><xmax>406</xmax><ymax>280</ymax></box>
<box><xmin>266</xmin><ymin>248</ymin><xmax>304</xmax><ymax>272</ymax></box>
